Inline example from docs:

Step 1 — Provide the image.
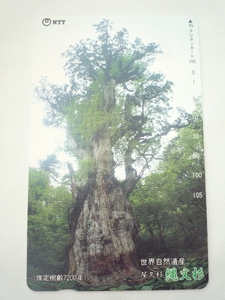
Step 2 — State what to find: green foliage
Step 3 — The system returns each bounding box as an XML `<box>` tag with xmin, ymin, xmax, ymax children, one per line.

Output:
<box><xmin>130</xmin><ymin>102</ymin><xmax>207</xmax><ymax>256</ymax></box>
<box><xmin>27</xmin><ymin>168</ymin><xmax>73</xmax><ymax>277</ymax></box>
<box><xmin>30</xmin><ymin>20</ymin><xmax>207</xmax><ymax>291</ymax></box>
<box><xmin>75</xmin><ymin>158</ymin><xmax>96</xmax><ymax>182</ymax></box>
<box><xmin>39</xmin><ymin>154</ymin><xmax>60</xmax><ymax>181</ymax></box>
<box><xmin>28</xmin><ymin>159</ymin><xmax>208</xmax><ymax>292</ymax></box>
<box><xmin>35</xmin><ymin>19</ymin><xmax>188</xmax><ymax>181</ymax></box>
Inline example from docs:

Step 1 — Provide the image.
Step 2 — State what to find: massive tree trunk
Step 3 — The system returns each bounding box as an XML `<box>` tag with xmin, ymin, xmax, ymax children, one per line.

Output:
<box><xmin>68</xmin><ymin>79</ymin><xmax>141</xmax><ymax>287</ymax></box>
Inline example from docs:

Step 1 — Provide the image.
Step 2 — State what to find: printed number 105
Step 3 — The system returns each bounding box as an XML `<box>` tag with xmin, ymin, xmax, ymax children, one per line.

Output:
<box><xmin>193</xmin><ymin>192</ymin><xmax>203</xmax><ymax>198</ymax></box>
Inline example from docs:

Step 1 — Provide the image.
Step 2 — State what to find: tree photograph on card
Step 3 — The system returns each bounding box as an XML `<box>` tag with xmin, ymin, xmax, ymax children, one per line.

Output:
<box><xmin>27</xmin><ymin>17</ymin><xmax>208</xmax><ymax>291</ymax></box>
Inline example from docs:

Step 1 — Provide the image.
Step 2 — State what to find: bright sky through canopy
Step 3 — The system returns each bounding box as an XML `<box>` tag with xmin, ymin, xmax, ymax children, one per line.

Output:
<box><xmin>29</xmin><ymin>16</ymin><xmax>201</xmax><ymax>171</ymax></box>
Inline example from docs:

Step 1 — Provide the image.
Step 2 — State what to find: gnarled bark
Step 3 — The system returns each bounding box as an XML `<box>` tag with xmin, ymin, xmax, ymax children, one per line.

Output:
<box><xmin>68</xmin><ymin>79</ymin><xmax>141</xmax><ymax>287</ymax></box>
<box><xmin>68</xmin><ymin>180</ymin><xmax>140</xmax><ymax>287</ymax></box>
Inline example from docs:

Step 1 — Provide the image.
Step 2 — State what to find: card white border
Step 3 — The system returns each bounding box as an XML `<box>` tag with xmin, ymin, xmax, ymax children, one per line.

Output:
<box><xmin>1</xmin><ymin>1</ymin><xmax>225</xmax><ymax>299</ymax></box>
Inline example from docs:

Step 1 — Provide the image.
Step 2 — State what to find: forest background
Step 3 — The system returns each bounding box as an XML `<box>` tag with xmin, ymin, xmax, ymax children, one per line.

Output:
<box><xmin>27</xmin><ymin>18</ymin><xmax>207</xmax><ymax>291</ymax></box>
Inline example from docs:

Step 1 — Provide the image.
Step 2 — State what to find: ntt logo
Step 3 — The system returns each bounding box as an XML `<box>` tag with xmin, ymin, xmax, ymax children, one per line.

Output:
<box><xmin>42</xmin><ymin>18</ymin><xmax>66</xmax><ymax>26</ymax></box>
<box><xmin>42</xmin><ymin>18</ymin><xmax>51</xmax><ymax>26</ymax></box>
